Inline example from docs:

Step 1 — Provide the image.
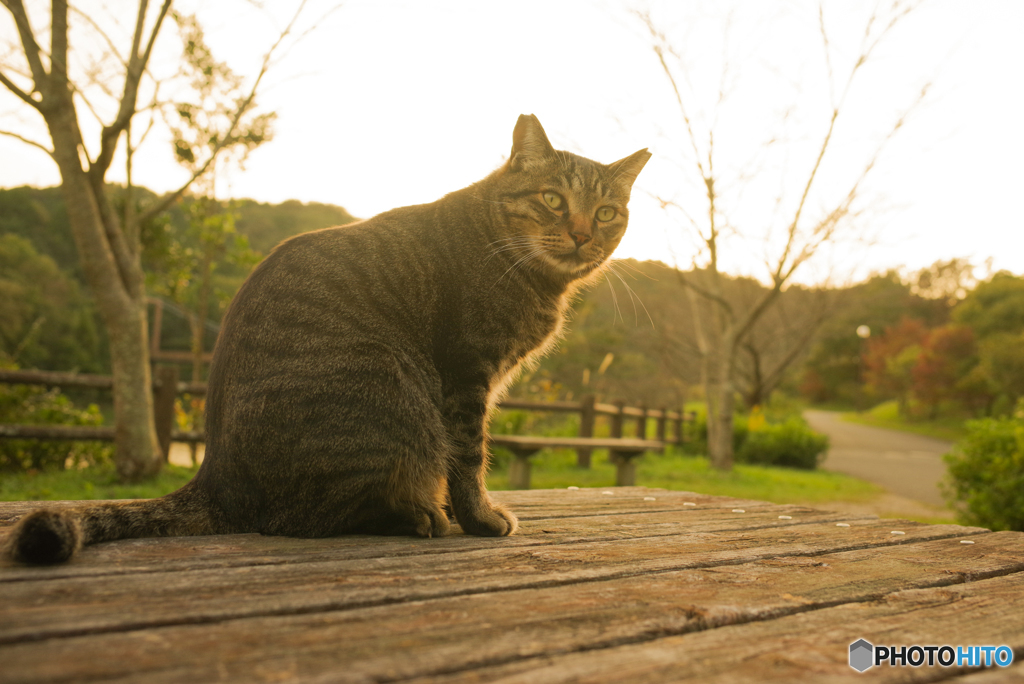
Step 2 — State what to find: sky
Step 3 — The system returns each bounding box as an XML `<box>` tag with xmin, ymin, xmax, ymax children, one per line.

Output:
<box><xmin>2</xmin><ymin>0</ymin><xmax>1023</xmax><ymax>286</ymax></box>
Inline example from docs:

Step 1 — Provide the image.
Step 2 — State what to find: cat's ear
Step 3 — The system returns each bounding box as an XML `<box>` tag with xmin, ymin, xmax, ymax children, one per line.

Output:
<box><xmin>606</xmin><ymin>149</ymin><xmax>652</xmax><ymax>191</ymax></box>
<box><xmin>510</xmin><ymin>114</ymin><xmax>556</xmax><ymax>171</ymax></box>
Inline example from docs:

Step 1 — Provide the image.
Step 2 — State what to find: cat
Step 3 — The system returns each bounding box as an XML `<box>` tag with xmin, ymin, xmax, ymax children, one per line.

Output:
<box><xmin>4</xmin><ymin>114</ymin><xmax>650</xmax><ymax>564</ymax></box>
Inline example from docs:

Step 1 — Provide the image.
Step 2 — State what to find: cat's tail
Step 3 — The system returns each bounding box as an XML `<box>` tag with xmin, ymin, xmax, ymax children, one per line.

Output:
<box><xmin>3</xmin><ymin>481</ymin><xmax>232</xmax><ymax>565</ymax></box>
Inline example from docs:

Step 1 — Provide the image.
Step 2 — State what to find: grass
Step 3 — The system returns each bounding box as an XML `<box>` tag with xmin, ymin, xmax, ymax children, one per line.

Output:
<box><xmin>841</xmin><ymin>400</ymin><xmax>970</xmax><ymax>442</ymax></box>
<box><xmin>488</xmin><ymin>446</ymin><xmax>883</xmax><ymax>506</ymax></box>
<box><xmin>0</xmin><ymin>464</ymin><xmax>200</xmax><ymax>502</ymax></box>
<box><xmin>1</xmin><ymin>448</ymin><xmax>880</xmax><ymax>510</ymax></box>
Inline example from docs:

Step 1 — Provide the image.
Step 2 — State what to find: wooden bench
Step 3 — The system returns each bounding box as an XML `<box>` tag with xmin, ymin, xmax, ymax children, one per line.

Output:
<box><xmin>2</xmin><ymin>488</ymin><xmax>1022</xmax><ymax>682</ymax></box>
<box><xmin>489</xmin><ymin>434</ymin><xmax>665</xmax><ymax>488</ymax></box>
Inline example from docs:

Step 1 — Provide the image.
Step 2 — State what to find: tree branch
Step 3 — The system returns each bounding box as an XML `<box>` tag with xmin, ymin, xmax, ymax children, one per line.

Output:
<box><xmin>138</xmin><ymin>0</ymin><xmax>311</xmax><ymax>226</ymax></box>
<box><xmin>0</xmin><ymin>67</ymin><xmax>40</xmax><ymax>109</ymax></box>
<box><xmin>1</xmin><ymin>0</ymin><xmax>48</xmax><ymax>91</ymax></box>
<box><xmin>91</xmin><ymin>0</ymin><xmax>172</xmax><ymax>179</ymax></box>
<box><xmin>674</xmin><ymin>268</ymin><xmax>734</xmax><ymax>319</ymax></box>
<box><xmin>0</xmin><ymin>127</ymin><xmax>54</xmax><ymax>158</ymax></box>
<box><xmin>50</xmin><ymin>0</ymin><xmax>68</xmax><ymax>92</ymax></box>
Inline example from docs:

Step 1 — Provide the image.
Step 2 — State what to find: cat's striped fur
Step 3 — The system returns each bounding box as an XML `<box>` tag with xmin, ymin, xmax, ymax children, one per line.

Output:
<box><xmin>5</xmin><ymin>115</ymin><xmax>650</xmax><ymax>564</ymax></box>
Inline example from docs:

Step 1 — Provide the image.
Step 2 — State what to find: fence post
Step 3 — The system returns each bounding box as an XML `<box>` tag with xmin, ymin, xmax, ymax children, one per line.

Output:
<box><xmin>610</xmin><ymin>400</ymin><xmax>625</xmax><ymax>440</ymax></box>
<box><xmin>153</xmin><ymin>365</ymin><xmax>179</xmax><ymax>462</ymax></box>
<box><xmin>675</xmin><ymin>408</ymin><xmax>685</xmax><ymax>446</ymax></box>
<box><xmin>577</xmin><ymin>394</ymin><xmax>596</xmax><ymax>468</ymax></box>
<box><xmin>636</xmin><ymin>404</ymin><xmax>647</xmax><ymax>439</ymax></box>
<box><xmin>656</xmin><ymin>407</ymin><xmax>667</xmax><ymax>454</ymax></box>
<box><xmin>508</xmin><ymin>447</ymin><xmax>538</xmax><ymax>490</ymax></box>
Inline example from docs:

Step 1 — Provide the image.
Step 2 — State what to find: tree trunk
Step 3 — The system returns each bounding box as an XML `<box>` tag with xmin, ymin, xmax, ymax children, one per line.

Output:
<box><xmin>107</xmin><ymin>297</ymin><xmax>162</xmax><ymax>480</ymax></box>
<box><xmin>46</xmin><ymin>109</ymin><xmax>162</xmax><ymax>482</ymax></box>
<box><xmin>706</xmin><ymin>354</ymin><xmax>736</xmax><ymax>471</ymax></box>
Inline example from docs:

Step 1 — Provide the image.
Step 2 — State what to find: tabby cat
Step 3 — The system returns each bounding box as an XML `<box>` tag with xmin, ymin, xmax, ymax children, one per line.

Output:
<box><xmin>5</xmin><ymin>114</ymin><xmax>650</xmax><ymax>564</ymax></box>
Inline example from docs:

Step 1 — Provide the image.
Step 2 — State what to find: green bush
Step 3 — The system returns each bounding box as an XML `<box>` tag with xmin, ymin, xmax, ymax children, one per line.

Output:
<box><xmin>944</xmin><ymin>413</ymin><xmax>1024</xmax><ymax>531</ymax></box>
<box><xmin>736</xmin><ymin>417</ymin><xmax>829</xmax><ymax>470</ymax></box>
<box><xmin>684</xmin><ymin>411</ymin><xmax>749</xmax><ymax>455</ymax></box>
<box><xmin>0</xmin><ymin>374</ymin><xmax>112</xmax><ymax>472</ymax></box>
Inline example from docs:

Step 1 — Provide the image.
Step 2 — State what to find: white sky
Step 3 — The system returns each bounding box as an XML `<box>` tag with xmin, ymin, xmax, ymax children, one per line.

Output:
<box><xmin>2</xmin><ymin>0</ymin><xmax>1023</xmax><ymax>285</ymax></box>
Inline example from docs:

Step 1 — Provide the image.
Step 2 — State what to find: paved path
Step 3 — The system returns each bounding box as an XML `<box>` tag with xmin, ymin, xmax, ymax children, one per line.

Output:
<box><xmin>803</xmin><ymin>410</ymin><xmax>954</xmax><ymax>508</ymax></box>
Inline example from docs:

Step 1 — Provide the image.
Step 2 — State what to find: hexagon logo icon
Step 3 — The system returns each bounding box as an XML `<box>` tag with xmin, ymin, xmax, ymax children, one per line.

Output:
<box><xmin>849</xmin><ymin>639</ymin><xmax>874</xmax><ymax>672</ymax></box>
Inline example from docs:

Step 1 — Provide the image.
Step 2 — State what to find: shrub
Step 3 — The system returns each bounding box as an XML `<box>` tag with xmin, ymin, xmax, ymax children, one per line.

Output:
<box><xmin>944</xmin><ymin>413</ymin><xmax>1024</xmax><ymax>531</ymax></box>
<box><xmin>0</xmin><ymin>375</ymin><xmax>112</xmax><ymax>472</ymax></box>
<box><xmin>736</xmin><ymin>417</ymin><xmax>829</xmax><ymax>470</ymax></box>
<box><xmin>684</xmin><ymin>411</ymin><xmax>748</xmax><ymax>456</ymax></box>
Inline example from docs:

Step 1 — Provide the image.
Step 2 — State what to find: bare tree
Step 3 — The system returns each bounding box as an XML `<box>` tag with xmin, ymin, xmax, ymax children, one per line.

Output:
<box><xmin>638</xmin><ymin>2</ymin><xmax>928</xmax><ymax>469</ymax></box>
<box><xmin>0</xmin><ymin>0</ymin><xmax>309</xmax><ymax>480</ymax></box>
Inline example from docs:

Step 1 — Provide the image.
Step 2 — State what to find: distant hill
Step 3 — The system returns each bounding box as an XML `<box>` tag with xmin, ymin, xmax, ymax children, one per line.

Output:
<box><xmin>0</xmin><ymin>184</ymin><xmax>850</xmax><ymax>407</ymax></box>
<box><xmin>232</xmin><ymin>198</ymin><xmax>357</xmax><ymax>254</ymax></box>
<box><xmin>0</xmin><ymin>186</ymin><xmax>358</xmax><ymax>272</ymax></box>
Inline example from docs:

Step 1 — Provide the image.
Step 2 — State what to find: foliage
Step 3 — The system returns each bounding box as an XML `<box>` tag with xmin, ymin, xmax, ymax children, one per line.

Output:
<box><xmin>0</xmin><ymin>369</ymin><xmax>112</xmax><ymax>473</ymax></box>
<box><xmin>736</xmin><ymin>417</ymin><xmax>829</xmax><ymax>470</ymax></box>
<box><xmin>0</xmin><ymin>235</ymin><xmax>104</xmax><ymax>372</ymax></box>
<box><xmin>911</xmin><ymin>325</ymin><xmax>979</xmax><ymax>418</ymax></box>
<box><xmin>684</xmin><ymin>409</ymin><xmax>749</xmax><ymax>456</ymax></box>
<box><xmin>862</xmin><ymin>317</ymin><xmax>928</xmax><ymax>415</ymax></box>
<box><xmin>944</xmin><ymin>409</ymin><xmax>1024</xmax><ymax>531</ymax></box>
<box><xmin>799</xmin><ymin>270</ymin><xmax>951</xmax><ymax>407</ymax></box>
<box><xmin>167</xmin><ymin>10</ymin><xmax>276</xmax><ymax>184</ymax></box>
<box><xmin>952</xmin><ymin>272</ymin><xmax>1024</xmax><ymax>338</ymax></box>
<box><xmin>0</xmin><ymin>185</ymin><xmax>355</xmax><ymax>374</ymax></box>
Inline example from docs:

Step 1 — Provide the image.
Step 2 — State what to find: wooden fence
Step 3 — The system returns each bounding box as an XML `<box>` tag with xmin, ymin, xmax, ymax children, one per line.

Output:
<box><xmin>0</xmin><ymin>369</ymin><xmax>694</xmax><ymax>483</ymax></box>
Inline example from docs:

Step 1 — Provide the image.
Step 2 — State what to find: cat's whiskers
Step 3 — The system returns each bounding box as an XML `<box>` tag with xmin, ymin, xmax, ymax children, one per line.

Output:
<box><xmin>604</xmin><ymin>272</ymin><xmax>624</xmax><ymax>325</ymax></box>
<box><xmin>491</xmin><ymin>247</ymin><xmax>547</xmax><ymax>290</ymax></box>
<box><xmin>607</xmin><ymin>262</ymin><xmax>656</xmax><ymax>329</ymax></box>
<box><xmin>484</xmin><ymin>236</ymin><xmax>540</xmax><ymax>266</ymax></box>
<box><xmin>612</xmin><ymin>259</ymin><xmax>658</xmax><ymax>281</ymax></box>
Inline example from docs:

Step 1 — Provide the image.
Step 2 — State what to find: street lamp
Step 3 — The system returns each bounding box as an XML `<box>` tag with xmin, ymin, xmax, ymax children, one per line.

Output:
<box><xmin>856</xmin><ymin>325</ymin><xmax>871</xmax><ymax>411</ymax></box>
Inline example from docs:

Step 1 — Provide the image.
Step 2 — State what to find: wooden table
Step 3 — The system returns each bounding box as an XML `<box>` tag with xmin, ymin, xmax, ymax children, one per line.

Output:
<box><xmin>2</xmin><ymin>487</ymin><xmax>1023</xmax><ymax>683</ymax></box>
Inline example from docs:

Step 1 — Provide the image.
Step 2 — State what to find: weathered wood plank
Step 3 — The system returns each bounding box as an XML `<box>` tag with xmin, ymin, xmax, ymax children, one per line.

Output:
<box><xmin>947</xmin><ymin>662</ymin><xmax>1024</xmax><ymax>683</ymax></box>
<box><xmin>406</xmin><ymin>570</ymin><xmax>1024</xmax><ymax>684</ymax></box>
<box><xmin>0</xmin><ymin>489</ymin><xmax>860</xmax><ymax>581</ymax></box>
<box><xmin>0</xmin><ymin>531</ymin><xmax>1018</xmax><ymax>684</ymax></box>
<box><xmin>0</xmin><ymin>517</ymin><xmax>986</xmax><ymax>644</ymax></box>
<box><xmin>0</xmin><ymin>504</ymin><xmax>874</xmax><ymax>576</ymax></box>
<box><xmin>0</xmin><ymin>488</ymin><xmax>768</xmax><ymax>530</ymax></box>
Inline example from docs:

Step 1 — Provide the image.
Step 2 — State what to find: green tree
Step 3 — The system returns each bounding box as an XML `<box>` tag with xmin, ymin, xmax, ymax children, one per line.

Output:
<box><xmin>0</xmin><ymin>1</ymin><xmax>307</xmax><ymax>481</ymax></box>
<box><xmin>911</xmin><ymin>325</ymin><xmax>977</xmax><ymax>419</ymax></box>
<box><xmin>863</xmin><ymin>317</ymin><xmax>928</xmax><ymax>418</ymax></box>
<box><xmin>953</xmin><ymin>272</ymin><xmax>1024</xmax><ymax>338</ymax></box>
<box><xmin>0</xmin><ymin>234</ymin><xmax>102</xmax><ymax>372</ymax></box>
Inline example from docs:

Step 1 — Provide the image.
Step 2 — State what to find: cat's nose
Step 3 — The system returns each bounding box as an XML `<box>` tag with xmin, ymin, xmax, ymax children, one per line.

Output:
<box><xmin>569</xmin><ymin>231</ymin><xmax>592</xmax><ymax>247</ymax></box>
<box><xmin>568</xmin><ymin>215</ymin><xmax>592</xmax><ymax>247</ymax></box>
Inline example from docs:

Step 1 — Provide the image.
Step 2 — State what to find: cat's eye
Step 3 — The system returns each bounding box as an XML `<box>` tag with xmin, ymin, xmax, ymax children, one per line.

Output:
<box><xmin>596</xmin><ymin>206</ymin><xmax>616</xmax><ymax>222</ymax></box>
<box><xmin>543</xmin><ymin>192</ymin><xmax>564</xmax><ymax>210</ymax></box>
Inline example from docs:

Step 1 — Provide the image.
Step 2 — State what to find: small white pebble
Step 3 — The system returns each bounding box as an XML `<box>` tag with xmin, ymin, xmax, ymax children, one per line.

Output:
<box><xmin>732</xmin><ymin>509</ymin><xmax>746</xmax><ymax>513</ymax></box>
<box><xmin>602</xmin><ymin>491</ymin><xmax>614</xmax><ymax>495</ymax></box>
<box><xmin>567</xmin><ymin>486</ymin><xmax>579</xmax><ymax>490</ymax></box>
<box><xmin>778</xmin><ymin>515</ymin><xmax>792</xmax><ymax>520</ymax></box>
<box><xmin>960</xmin><ymin>540</ymin><xmax>975</xmax><ymax>545</ymax></box>
<box><xmin>683</xmin><ymin>502</ymin><xmax>697</xmax><ymax>507</ymax></box>
<box><xmin>836</xmin><ymin>523</ymin><xmax>850</xmax><ymax>527</ymax></box>
<box><xmin>891</xmin><ymin>531</ymin><xmax>906</xmax><ymax>535</ymax></box>
<box><xmin>643</xmin><ymin>496</ymin><xmax>656</xmax><ymax>501</ymax></box>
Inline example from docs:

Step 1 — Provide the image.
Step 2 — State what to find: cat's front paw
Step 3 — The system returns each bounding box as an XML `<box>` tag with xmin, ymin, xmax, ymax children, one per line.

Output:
<box><xmin>458</xmin><ymin>503</ymin><xmax>518</xmax><ymax>537</ymax></box>
<box><xmin>413</xmin><ymin>506</ymin><xmax>451</xmax><ymax>538</ymax></box>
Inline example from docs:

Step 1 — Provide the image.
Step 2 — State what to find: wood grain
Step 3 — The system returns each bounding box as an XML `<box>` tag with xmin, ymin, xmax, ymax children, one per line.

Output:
<box><xmin>0</xmin><ymin>487</ymin><xmax>1019</xmax><ymax>684</ymax></box>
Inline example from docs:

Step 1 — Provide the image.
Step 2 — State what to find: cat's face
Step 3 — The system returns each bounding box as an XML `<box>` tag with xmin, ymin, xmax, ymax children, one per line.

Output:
<box><xmin>490</xmin><ymin>115</ymin><xmax>651</xmax><ymax>281</ymax></box>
